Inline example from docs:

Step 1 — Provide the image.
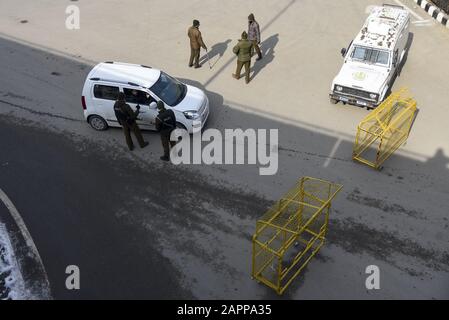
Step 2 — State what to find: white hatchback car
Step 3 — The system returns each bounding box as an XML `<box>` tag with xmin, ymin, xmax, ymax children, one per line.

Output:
<box><xmin>81</xmin><ymin>62</ymin><xmax>209</xmax><ymax>133</ymax></box>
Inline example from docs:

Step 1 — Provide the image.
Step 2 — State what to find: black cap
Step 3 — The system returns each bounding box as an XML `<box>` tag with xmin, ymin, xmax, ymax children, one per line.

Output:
<box><xmin>193</xmin><ymin>19</ymin><xmax>200</xmax><ymax>27</ymax></box>
<box><xmin>117</xmin><ymin>92</ymin><xmax>125</xmax><ymax>101</ymax></box>
<box><xmin>157</xmin><ymin>101</ymin><xmax>165</xmax><ymax>110</ymax></box>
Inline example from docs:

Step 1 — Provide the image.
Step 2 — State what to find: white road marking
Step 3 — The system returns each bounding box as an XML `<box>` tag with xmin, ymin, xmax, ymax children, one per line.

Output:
<box><xmin>224</xmin><ymin>99</ymin><xmax>428</xmax><ymax>163</ymax></box>
<box><xmin>0</xmin><ymin>188</ymin><xmax>51</xmax><ymax>296</ymax></box>
<box><xmin>324</xmin><ymin>138</ymin><xmax>343</xmax><ymax>168</ymax></box>
<box><xmin>394</xmin><ymin>0</ymin><xmax>425</xmax><ymax>21</ymax></box>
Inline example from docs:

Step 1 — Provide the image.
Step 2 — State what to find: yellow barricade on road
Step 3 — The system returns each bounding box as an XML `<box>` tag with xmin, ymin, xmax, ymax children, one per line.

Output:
<box><xmin>251</xmin><ymin>177</ymin><xmax>343</xmax><ymax>295</ymax></box>
<box><xmin>353</xmin><ymin>88</ymin><xmax>418</xmax><ymax>169</ymax></box>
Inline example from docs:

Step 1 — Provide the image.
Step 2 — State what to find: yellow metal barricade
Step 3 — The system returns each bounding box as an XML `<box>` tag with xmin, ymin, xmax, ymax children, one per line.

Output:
<box><xmin>353</xmin><ymin>88</ymin><xmax>417</xmax><ymax>169</ymax></box>
<box><xmin>251</xmin><ymin>177</ymin><xmax>343</xmax><ymax>295</ymax></box>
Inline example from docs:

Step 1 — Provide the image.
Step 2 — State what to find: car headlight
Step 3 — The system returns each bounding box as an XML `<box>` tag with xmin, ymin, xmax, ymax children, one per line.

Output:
<box><xmin>369</xmin><ymin>93</ymin><xmax>378</xmax><ymax>100</ymax></box>
<box><xmin>183</xmin><ymin>110</ymin><xmax>200</xmax><ymax>120</ymax></box>
<box><xmin>335</xmin><ymin>85</ymin><xmax>343</xmax><ymax>92</ymax></box>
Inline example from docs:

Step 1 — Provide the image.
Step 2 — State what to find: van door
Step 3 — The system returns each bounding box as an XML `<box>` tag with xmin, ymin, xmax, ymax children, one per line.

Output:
<box><xmin>92</xmin><ymin>84</ymin><xmax>120</xmax><ymax>124</ymax></box>
<box><xmin>123</xmin><ymin>88</ymin><xmax>159</xmax><ymax>130</ymax></box>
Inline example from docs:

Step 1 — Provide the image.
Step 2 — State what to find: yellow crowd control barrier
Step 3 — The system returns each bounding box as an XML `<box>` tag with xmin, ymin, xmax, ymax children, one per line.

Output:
<box><xmin>251</xmin><ymin>177</ymin><xmax>343</xmax><ymax>295</ymax></box>
<box><xmin>353</xmin><ymin>88</ymin><xmax>417</xmax><ymax>169</ymax></box>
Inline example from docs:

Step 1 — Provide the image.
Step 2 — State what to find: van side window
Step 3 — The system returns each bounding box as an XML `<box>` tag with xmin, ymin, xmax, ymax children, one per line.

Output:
<box><xmin>94</xmin><ymin>85</ymin><xmax>119</xmax><ymax>100</ymax></box>
<box><xmin>123</xmin><ymin>88</ymin><xmax>154</xmax><ymax>105</ymax></box>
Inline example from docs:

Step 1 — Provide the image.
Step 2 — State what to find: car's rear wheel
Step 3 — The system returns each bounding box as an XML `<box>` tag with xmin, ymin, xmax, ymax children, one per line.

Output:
<box><xmin>88</xmin><ymin>115</ymin><xmax>108</xmax><ymax>131</ymax></box>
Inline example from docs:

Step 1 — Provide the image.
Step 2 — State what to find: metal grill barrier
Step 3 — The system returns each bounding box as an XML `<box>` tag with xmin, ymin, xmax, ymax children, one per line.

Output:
<box><xmin>352</xmin><ymin>88</ymin><xmax>417</xmax><ymax>169</ymax></box>
<box><xmin>251</xmin><ymin>177</ymin><xmax>343</xmax><ymax>295</ymax></box>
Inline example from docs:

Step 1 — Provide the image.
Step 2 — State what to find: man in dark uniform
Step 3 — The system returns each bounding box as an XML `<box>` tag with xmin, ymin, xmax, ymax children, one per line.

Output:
<box><xmin>232</xmin><ymin>31</ymin><xmax>254</xmax><ymax>84</ymax></box>
<box><xmin>188</xmin><ymin>19</ymin><xmax>208</xmax><ymax>68</ymax></box>
<box><xmin>155</xmin><ymin>101</ymin><xmax>177</xmax><ymax>161</ymax></box>
<box><xmin>114</xmin><ymin>92</ymin><xmax>149</xmax><ymax>151</ymax></box>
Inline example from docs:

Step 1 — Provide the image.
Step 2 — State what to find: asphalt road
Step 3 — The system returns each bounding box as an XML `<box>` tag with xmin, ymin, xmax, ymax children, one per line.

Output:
<box><xmin>0</xmin><ymin>116</ymin><xmax>194</xmax><ymax>299</ymax></box>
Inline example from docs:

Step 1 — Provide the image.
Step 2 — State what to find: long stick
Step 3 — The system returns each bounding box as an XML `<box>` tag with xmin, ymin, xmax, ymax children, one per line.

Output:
<box><xmin>205</xmin><ymin>49</ymin><xmax>212</xmax><ymax>69</ymax></box>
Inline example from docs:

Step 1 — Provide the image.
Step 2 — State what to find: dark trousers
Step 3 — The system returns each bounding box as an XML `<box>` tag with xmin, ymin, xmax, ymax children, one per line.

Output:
<box><xmin>252</xmin><ymin>40</ymin><xmax>262</xmax><ymax>57</ymax></box>
<box><xmin>235</xmin><ymin>60</ymin><xmax>251</xmax><ymax>83</ymax></box>
<box><xmin>161</xmin><ymin>132</ymin><xmax>176</xmax><ymax>158</ymax></box>
<box><xmin>122</xmin><ymin>122</ymin><xmax>145</xmax><ymax>150</ymax></box>
<box><xmin>189</xmin><ymin>48</ymin><xmax>200</xmax><ymax>67</ymax></box>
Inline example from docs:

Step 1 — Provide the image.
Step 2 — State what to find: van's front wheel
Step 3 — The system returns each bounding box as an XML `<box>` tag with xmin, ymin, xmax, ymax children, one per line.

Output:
<box><xmin>88</xmin><ymin>115</ymin><xmax>108</xmax><ymax>131</ymax></box>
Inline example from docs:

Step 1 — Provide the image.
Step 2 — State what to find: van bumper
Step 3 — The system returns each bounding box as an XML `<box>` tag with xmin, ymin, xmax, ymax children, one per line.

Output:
<box><xmin>330</xmin><ymin>93</ymin><xmax>378</xmax><ymax>109</ymax></box>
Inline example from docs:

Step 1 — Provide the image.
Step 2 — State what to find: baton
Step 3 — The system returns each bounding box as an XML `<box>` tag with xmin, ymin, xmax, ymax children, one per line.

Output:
<box><xmin>205</xmin><ymin>49</ymin><xmax>212</xmax><ymax>69</ymax></box>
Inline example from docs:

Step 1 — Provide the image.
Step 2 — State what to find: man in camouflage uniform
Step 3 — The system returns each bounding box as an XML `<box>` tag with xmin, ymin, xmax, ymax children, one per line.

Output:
<box><xmin>248</xmin><ymin>13</ymin><xmax>262</xmax><ymax>61</ymax></box>
<box><xmin>187</xmin><ymin>19</ymin><xmax>208</xmax><ymax>68</ymax></box>
<box><xmin>232</xmin><ymin>31</ymin><xmax>254</xmax><ymax>84</ymax></box>
<box><xmin>113</xmin><ymin>92</ymin><xmax>149</xmax><ymax>151</ymax></box>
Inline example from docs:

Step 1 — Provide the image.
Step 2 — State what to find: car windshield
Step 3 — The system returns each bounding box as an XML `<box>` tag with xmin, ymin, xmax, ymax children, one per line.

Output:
<box><xmin>351</xmin><ymin>46</ymin><xmax>390</xmax><ymax>66</ymax></box>
<box><xmin>150</xmin><ymin>72</ymin><xmax>186</xmax><ymax>106</ymax></box>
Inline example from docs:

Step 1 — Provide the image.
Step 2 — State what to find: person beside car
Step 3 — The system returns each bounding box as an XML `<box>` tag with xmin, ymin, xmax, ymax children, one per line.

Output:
<box><xmin>155</xmin><ymin>101</ymin><xmax>177</xmax><ymax>161</ymax></box>
<box><xmin>113</xmin><ymin>92</ymin><xmax>149</xmax><ymax>151</ymax></box>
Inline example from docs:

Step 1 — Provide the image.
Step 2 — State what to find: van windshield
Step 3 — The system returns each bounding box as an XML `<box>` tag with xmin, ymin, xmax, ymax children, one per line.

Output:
<box><xmin>351</xmin><ymin>46</ymin><xmax>390</xmax><ymax>66</ymax></box>
<box><xmin>150</xmin><ymin>72</ymin><xmax>186</xmax><ymax>106</ymax></box>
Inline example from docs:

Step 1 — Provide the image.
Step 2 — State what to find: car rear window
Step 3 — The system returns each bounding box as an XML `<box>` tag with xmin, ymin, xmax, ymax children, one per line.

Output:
<box><xmin>94</xmin><ymin>85</ymin><xmax>119</xmax><ymax>100</ymax></box>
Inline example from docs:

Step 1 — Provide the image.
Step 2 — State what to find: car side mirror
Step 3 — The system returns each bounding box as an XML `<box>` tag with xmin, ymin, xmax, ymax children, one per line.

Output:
<box><xmin>149</xmin><ymin>102</ymin><xmax>157</xmax><ymax>109</ymax></box>
<box><xmin>341</xmin><ymin>48</ymin><xmax>347</xmax><ymax>57</ymax></box>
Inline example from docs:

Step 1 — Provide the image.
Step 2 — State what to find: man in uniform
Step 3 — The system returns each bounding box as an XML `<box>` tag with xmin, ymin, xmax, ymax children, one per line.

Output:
<box><xmin>113</xmin><ymin>92</ymin><xmax>149</xmax><ymax>151</ymax></box>
<box><xmin>188</xmin><ymin>19</ymin><xmax>207</xmax><ymax>68</ymax></box>
<box><xmin>232</xmin><ymin>31</ymin><xmax>254</xmax><ymax>84</ymax></box>
<box><xmin>155</xmin><ymin>101</ymin><xmax>177</xmax><ymax>161</ymax></box>
<box><xmin>248</xmin><ymin>13</ymin><xmax>262</xmax><ymax>61</ymax></box>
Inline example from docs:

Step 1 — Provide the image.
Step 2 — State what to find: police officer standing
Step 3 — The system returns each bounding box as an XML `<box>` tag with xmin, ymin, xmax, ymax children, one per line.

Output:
<box><xmin>155</xmin><ymin>101</ymin><xmax>177</xmax><ymax>161</ymax></box>
<box><xmin>188</xmin><ymin>19</ymin><xmax>208</xmax><ymax>68</ymax></box>
<box><xmin>232</xmin><ymin>31</ymin><xmax>254</xmax><ymax>84</ymax></box>
<box><xmin>114</xmin><ymin>92</ymin><xmax>149</xmax><ymax>151</ymax></box>
<box><xmin>248</xmin><ymin>13</ymin><xmax>262</xmax><ymax>61</ymax></box>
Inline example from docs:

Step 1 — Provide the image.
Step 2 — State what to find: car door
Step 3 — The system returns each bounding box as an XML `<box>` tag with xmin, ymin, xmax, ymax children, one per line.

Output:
<box><xmin>123</xmin><ymin>88</ymin><xmax>159</xmax><ymax>130</ymax></box>
<box><xmin>92</xmin><ymin>84</ymin><xmax>120</xmax><ymax>124</ymax></box>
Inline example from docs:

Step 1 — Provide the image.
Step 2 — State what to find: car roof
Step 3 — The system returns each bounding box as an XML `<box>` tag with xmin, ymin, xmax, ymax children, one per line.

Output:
<box><xmin>89</xmin><ymin>62</ymin><xmax>161</xmax><ymax>88</ymax></box>
<box><xmin>353</xmin><ymin>5</ymin><xmax>409</xmax><ymax>51</ymax></box>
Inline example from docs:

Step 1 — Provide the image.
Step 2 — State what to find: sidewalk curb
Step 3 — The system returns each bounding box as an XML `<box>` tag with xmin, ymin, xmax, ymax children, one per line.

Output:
<box><xmin>413</xmin><ymin>0</ymin><xmax>449</xmax><ymax>28</ymax></box>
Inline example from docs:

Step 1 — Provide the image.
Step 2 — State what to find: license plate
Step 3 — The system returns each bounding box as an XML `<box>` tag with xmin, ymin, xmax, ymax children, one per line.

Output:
<box><xmin>340</xmin><ymin>97</ymin><xmax>349</xmax><ymax>102</ymax></box>
<box><xmin>357</xmin><ymin>100</ymin><xmax>367</xmax><ymax>106</ymax></box>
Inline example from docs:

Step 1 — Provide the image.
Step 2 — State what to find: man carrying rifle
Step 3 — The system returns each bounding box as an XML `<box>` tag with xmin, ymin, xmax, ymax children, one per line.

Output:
<box><xmin>155</xmin><ymin>101</ymin><xmax>177</xmax><ymax>161</ymax></box>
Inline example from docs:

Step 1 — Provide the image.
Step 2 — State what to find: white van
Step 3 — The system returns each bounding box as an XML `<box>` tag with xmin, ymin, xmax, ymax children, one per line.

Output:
<box><xmin>330</xmin><ymin>4</ymin><xmax>410</xmax><ymax>109</ymax></box>
<box><xmin>81</xmin><ymin>62</ymin><xmax>209</xmax><ymax>133</ymax></box>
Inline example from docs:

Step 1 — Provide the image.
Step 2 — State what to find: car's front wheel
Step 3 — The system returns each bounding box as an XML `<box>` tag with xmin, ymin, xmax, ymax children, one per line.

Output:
<box><xmin>88</xmin><ymin>115</ymin><xmax>108</xmax><ymax>131</ymax></box>
<box><xmin>330</xmin><ymin>97</ymin><xmax>338</xmax><ymax>104</ymax></box>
